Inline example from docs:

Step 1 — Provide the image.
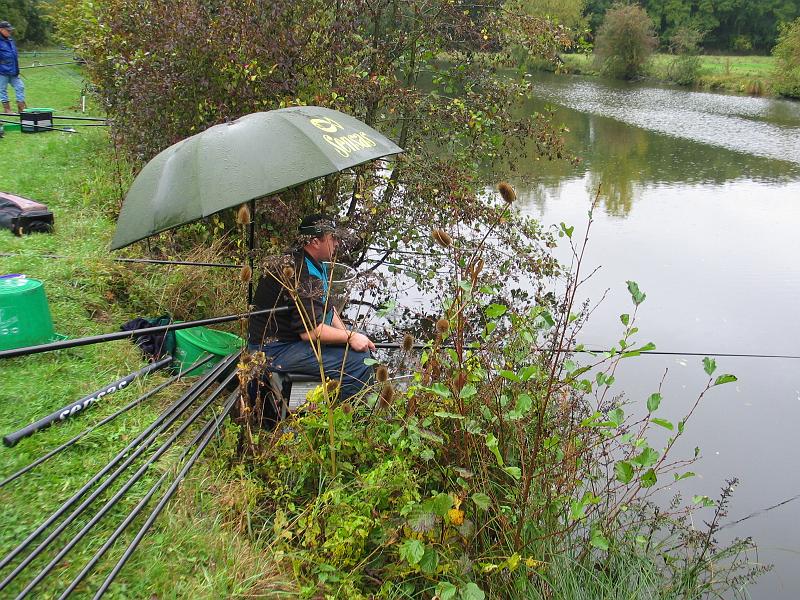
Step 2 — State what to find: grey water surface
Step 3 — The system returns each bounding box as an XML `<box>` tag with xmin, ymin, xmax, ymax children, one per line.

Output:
<box><xmin>514</xmin><ymin>73</ymin><xmax>800</xmax><ymax>599</ymax></box>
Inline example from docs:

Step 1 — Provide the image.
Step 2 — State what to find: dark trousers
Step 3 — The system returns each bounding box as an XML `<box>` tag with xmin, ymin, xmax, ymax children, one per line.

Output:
<box><xmin>250</xmin><ymin>340</ymin><xmax>374</xmax><ymax>400</ymax></box>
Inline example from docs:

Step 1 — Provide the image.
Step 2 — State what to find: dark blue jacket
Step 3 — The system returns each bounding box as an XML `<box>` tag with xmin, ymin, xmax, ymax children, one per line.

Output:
<box><xmin>0</xmin><ymin>35</ymin><xmax>19</xmax><ymax>77</ymax></box>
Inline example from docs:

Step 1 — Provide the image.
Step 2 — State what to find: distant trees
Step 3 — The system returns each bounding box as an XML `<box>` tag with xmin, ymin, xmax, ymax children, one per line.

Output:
<box><xmin>0</xmin><ymin>0</ymin><xmax>51</xmax><ymax>44</ymax></box>
<box><xmin>772</xmin><ymin>17</ymin><xmax>800</xmax><ymax>98</ymax></box>
<box><xmin>594</xmin><ymin>2</ymin><xmax>657</xmax><ymax>79</ymax></box>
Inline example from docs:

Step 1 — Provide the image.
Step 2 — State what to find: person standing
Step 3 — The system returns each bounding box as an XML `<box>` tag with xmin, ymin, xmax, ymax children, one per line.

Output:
<box><xmin>248</xmin><ymin>213</ymin><xmax>376</xmax><ymax>400</ymax></box>
<box><xmin>0</xmin><ymin>20</ymin><xmax>26</xmax><ymax>114</ymax></box>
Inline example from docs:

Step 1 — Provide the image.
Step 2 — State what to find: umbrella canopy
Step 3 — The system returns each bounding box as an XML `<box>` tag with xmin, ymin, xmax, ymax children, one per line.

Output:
<box><xmin>110</xmin><ymin>106</ymin><xmax>403</xmax><ymax>250</ymax></box>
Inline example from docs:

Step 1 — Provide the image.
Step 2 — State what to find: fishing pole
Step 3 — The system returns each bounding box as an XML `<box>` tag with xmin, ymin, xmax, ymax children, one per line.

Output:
<box><xmin>12</xmin><ymin>372</ymin><xmax>238</xmax><ymax>599</ymax></box>
<box><xmin>2</xmin><ymin>356</ymin><xmax>173</xmax><ymax>447</ymax></box>
<box><xmin>0</xmin><ymin>354</ymin><xmax>236</xmax><ymax>576</ymax></box>
<box><xmin>20</xmin><ymin>61</ymin><xmax>81</xmax><ymax>69</ymax></box>
<box><xmin>90</xmin><ymin>389</ymin><xmax>239</xmax><ymax>599</ymax></box>
<box><xmin>57</xmin><ymin>388</ymin><xmax>240</xmax><ymax>599</ymax></box>
<box><xmin>0</xmin><ymin>307</ymin><xmax>286</xmax><ymax>360</ymax></box>
<box><xmin>0</xmin><ymin>252</ymin><xmax>240</xmax><ymax>268</ymax></box>
<box><xmin>0</xmin><ymin>353</ymin><xmax>216</xmax><ymax>489</ymax></box>
<box><xmin>371</xmin><ymin>342</ymin><xmax>800</xmax><ymax>360</ymax></box>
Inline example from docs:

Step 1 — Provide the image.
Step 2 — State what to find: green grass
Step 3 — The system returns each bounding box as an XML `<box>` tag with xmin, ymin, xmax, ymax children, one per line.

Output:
<box><xmin>558</xmin><ymin>53</ymin><xmax>776</xmax><ymax>95</ymax></box>
<box><xmin>0</xmin><ymin>60</ymin><xmax>289</xmax><ymax>598</ymax></box>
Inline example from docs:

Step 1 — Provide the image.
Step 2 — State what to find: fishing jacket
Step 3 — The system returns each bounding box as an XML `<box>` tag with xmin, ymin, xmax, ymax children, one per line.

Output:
<box><xmin>0</xmin><ymin>35</ymin><xmax>19</xmax><ymax>77</ymax></box>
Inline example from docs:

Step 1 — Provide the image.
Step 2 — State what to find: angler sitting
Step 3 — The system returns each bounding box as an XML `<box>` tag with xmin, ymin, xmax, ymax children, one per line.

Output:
<box><xmin>248</xmin><ymin>213</ymin><xmax>375</xmax><ymax>401</ymax></box>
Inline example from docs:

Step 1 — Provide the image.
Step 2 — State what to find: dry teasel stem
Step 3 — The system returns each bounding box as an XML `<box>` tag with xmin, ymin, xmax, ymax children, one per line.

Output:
<box><xmin>236</xmin><ymin>203</ymin><xmax>252</xmax><ymax>225</ymax></box>
<box><xmin>379</xmin><ymin>383</ymin><xmax>395</xmax><ymax>407</ymax></box>
<box><xmin>402</xmin><ymin>333</ymin><xmax>415</xmax><ymax>352</ymax></box>
<box><xmin>435</xmin><ymin>318</ymin><xmax>449</xmax><ymax>334</ymax></box>
<box><xmin>239</xmin><ymin>264</ymin><xmax>252</xmax><ymax>283</ymax></box>
<box><xmin>498</xmin><ymin>182</ymin><xmax>516</xmax><ymax>204</ymax></box>
<box><xmin>376</xmin><ymin>365</ymin><xmax>389</xmax><ymax>383</ymax></box>
<box><xmin>431</xmin><ymin>228</ymin><xmax>453</xmax><ymax>248</ymax></box>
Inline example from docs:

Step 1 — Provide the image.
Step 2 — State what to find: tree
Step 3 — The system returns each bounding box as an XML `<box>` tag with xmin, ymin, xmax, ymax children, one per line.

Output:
<box><xmin>594</xmin><ymin>2</ymin><xmax>658</xmax><ymax>79</ymax></box>
<box><xmin>773</xmin><ymin>17</ymin><xmax>800</xmax><ymax>98</ymax></box>
<box><xmin>0</xmin><ymin>0</ymin><xmax>51</xmax><ymax>44</ymax></box>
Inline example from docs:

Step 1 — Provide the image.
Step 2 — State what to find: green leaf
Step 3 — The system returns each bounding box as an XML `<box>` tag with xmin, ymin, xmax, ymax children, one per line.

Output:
<box><xmin>459</xmin><ymin>384</ymin><xmax>477</xmax><ymax>399</ymax></box>
<box><xmin>419</xmin><ymin>547</ymin><xmax>439</xmax><ymax>574</ymax></box>
<box><xmin>640</xmin><ymin>468</ymin><xmax>657</xmax><ymax>488</ymax></box>
<box><xmin>608</xmin><ymin>407</ymin><xmax>624</xmax><ymax>428</ymax></box>
<box><xmin>693</xmin><ymin>495</ymin><xmax>715</xmax><ymax>507</ymax></box>
<box><xmin>703</xmin><ymin>357</ymin><xmax>717</xmax><ymax>376</ymax></box>
<box><xmin>499</xmin><ymin>369</ymin><xmax>520</xmax><ymax>382</ymax></box>
<box><xmin>460</xmin><ymin>582</ymin><xmax>486</xmax><ymax>600</ymax></box>
<box><xmin>615</xmin><ymin>460</ymin><xmax>634</xmax><ymax>484</ymax></box>
<box><xmin>485</xmin><ymin>304</ymin><xmax>507</xmax><ymax>318</ymax></box>
<box><xmin>626</xmin><ymin>280</ymin><xmax>646</xmax><ymax>306</ymax></box>
<box><xmin>559</xmin><ymin>222</ymin><xmax>574</xmax><ymax>238</ymax></box>
<box><xmin>363</xmin><ymin>357</ymin><xmax>379</xmax><ymax>366</ymax></box>
<box><xmin>430</xmin><ymin>383</ymin><xmax>452</xmax><ymax>398</ymax></box>
<box><xmin>436</xmin><ymin>581</ymin><xmax>458</xmax><ymax>600</ymax></box>
<box><xmin>673</xmin><ymin>471</ymin><xmax>696</xmax><ymax>481</ymax></box>
<box><xmin>434</xmin><ymin>411</ymin><xmax>465</xmax><ymax>420</ymax></box>
<box><xmin>472</xmin><ymin>493</ymin><xmax>491</xmax><ymax>511</ymax></box>
<box><xmin>504</xmin><ymin>466</ymin><xmax>522</xmax><ymax>480</ymax></box>
<box><xmin>399</xmin><ymin>539</ymin><xmax>425</xmax><ymax>566</ymax></box>
<box><xmin>590</xmin><ymin>530</ymin><xmax>609</xmax><ymax>551</ymax></box>
<box><xmin>632</xmin><ymin>446</ymin><xmax>659</xmax><ymax>468</ymax></box>
<box><xmin>620</xmin><ymin>313</ymin><xmax>630</xmax><ymax>326</ymax></box>
<box><xmin>714</xmin><ymin>374</ymin><xmax>737</xmax><ymax>386</ymax></box>
<box><xmin>646</xmin><ymin>393</ymin><xmax>662</xmax><ymax>412</ymax></box>
<box><xmin>651</xmin><ymin>418</ymin><xmax>674</xmax><ymax>431</ymax></box>
<box><xmin>425</xmin><ymin>493</ymin><xmax>453</xmax><ymax>517</ymax></box>
<box><xmin>508</xmin><ymin>393</ymin><xmax>532</xmax><ymax>420</ymax></box>
<box><xmin>638</xmin><ymin>342</ymin><xmax>656</xmax><ymax>352</ymax></box>
<box><xmin>485</xmin><ymin>433</ymin><xmax>504</xmax><ymax>466</ymax></box>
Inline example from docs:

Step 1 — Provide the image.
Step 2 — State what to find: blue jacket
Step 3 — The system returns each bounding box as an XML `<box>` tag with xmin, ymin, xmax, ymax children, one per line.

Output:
<box><xmin>0</xmin><ymin>35</ymin><xmax>19</xmax><ymax>77</ymax></box>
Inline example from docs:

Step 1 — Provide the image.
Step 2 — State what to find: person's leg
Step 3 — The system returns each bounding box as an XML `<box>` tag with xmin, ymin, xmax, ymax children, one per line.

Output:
<box><xmin>0</xmin><ymin>74</ymin><xmax>10</xmax><ymax>112</ymax></box>
<box><xmin>266</xmin><ymin>341</ymin><xmax>374</xmax><ymax>400</ymax></box>
<box><xmin>11</xmin><ymin>76</ymin><xmax>25</xmax><ymax>112</ymax></box>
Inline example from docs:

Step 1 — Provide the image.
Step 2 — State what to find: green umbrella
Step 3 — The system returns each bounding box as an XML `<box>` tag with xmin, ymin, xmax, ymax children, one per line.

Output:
<box><xmin>110</xmin><ymin>106</ymin><xmax>403</xmax><ymax>250</ymax></box>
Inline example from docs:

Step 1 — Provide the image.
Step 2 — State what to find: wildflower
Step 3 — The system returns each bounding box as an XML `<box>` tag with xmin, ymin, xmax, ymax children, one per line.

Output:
<box><xmin>448</xmin><ymin>508</ymin><xmax>465</xmax><ymax>525</ymax></box>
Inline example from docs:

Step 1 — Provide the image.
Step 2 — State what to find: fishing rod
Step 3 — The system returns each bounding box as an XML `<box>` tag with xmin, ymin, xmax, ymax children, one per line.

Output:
<box><xmin>90</xmin><ymin>389</ymin><xmax>239</xmax><ymax>599</ymax></box>
<box><xmin>57</xmin><ymin>388</ymin><xmax>239</xmax><ymax>599</ymax></box>
<box><xmin>0</xmin><ymin>354</ymin><xmax>215</xmax><ymax>489</ymax></box>
<box><xmin>0</xmin><ymin>354</ymin><xmax>236</xmax><ymax>576</ymax></box>
<box><xmin>0</xmin><ymin>117</ymin><xmax>77</xmax><ymax>134</ymax></box>
<box><xmin>3</xmin><ymin>355</ymin><xmax>173</xmax><ymax>447</ymax></box>
<box><xmin>0</xmin><ymin>252</ymin><xmax>239</xmax><ymax>268</ymax></box>
<box><xmin>12</xmin><ymin>372</ymin><xmax>238</xmax><ymax>599</ymax></box>
<box><xmin>20</xmin><ymin>61</ymin><xmax>81</xmax><ymax>69</ymax></box>
<box><xmin>0</xmin><ymin>307</ymin><xmax>285</xmax><ymax>360</ymax></box>
<box><xmin>371</xmin><ymin>342</ymin><xmax>800</xmax><ymax>360</ymax></box>
<box><xmin>0</xmin><ymin>113</ymin><xmax>107</xmax><ymax>122</ymax></box>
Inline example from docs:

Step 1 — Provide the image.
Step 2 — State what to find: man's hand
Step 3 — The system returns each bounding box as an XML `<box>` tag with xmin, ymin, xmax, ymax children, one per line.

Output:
<box><xmin>348</xmin><ymin>332</ymin><xmax>376</xmax><ymax>352</ymax></box>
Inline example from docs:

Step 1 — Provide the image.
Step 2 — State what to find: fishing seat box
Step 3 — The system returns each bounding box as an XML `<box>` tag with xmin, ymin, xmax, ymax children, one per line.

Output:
<box><xmin>20</xmin><ymin>109</ymin><xmax>54</xmax><ymax>134</ymax></box>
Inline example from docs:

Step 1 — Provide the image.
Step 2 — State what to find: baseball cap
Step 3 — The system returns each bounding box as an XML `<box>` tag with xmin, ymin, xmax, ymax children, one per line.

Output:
<box><xmin>0</xmin><ymin>22</ymin><xmax>13</xmax><ymax>30</ymax></box>
<box><xmin>298</xmin><ymin>213</ymin><xmax>337</xmax><ymax>236</ymax></box>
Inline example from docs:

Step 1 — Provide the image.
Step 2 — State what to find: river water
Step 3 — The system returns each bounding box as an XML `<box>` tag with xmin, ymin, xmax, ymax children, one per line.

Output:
<box><xmin>514</xmin><ymin>73</ymin><xmax>800</xmax><ymax>598</ymax></box>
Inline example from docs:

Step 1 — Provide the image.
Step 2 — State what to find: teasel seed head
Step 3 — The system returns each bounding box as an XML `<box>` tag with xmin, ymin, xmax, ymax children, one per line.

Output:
<box><xmin>431</xmin><ymin>228</ymin><xmax>452</xmax><ymax>248</ymax></box>
<box><xmin>236</xmin><ymin>203</ymin><xmax>252</xmax><ymax>225</ymax></box>
<box><xmin>379</xmin><ymin>382</ymin><xmax>395</xmax><ymax>408</ymax></box>
<box><xmin>239</xmin><ymin>264</ymin><xmax>252</xmax><ymax>283</ymax></box>
<box><xmin>282</xmin><ymin>265</ymin><xmax>295</xmax><ymax>281</ymax></box>
<box><xmin>436</xmin><ymin>318</ymin><xmax>449</xmax><ymax>334</ymax></box>
<box><xmin>325</xmin><ymin>379</ymin><xmax>340</xmax><ymax>395</ymax></box>
<box><xmin>376</xmin><ymin>365</ymin><xmax>389</xmax><ymax>383</ymax></box>
<box><xmin>341</xmin><ymin>402</ymin><xmax>353</xmax><ymax>415</ymax></box>
<box><xmin>402</xmin><ymin>333</ymin><xmax>415</xmax><ymax>352</ymax></box>
<box><xmin>498</xmin><ymin>182</ymin><xmax>516</xmax><ymax>204</ymax></box>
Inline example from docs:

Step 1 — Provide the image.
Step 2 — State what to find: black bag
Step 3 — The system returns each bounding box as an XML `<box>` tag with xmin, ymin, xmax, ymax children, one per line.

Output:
<box><xmin>0</xmin><ymin>192</ymin><xmax>54</xmax><ymax>235</ymax></box>
<box><xmin>120</xmin><ymin>315</ymin><xmax>176</xmax><ymax>361</ymax></box>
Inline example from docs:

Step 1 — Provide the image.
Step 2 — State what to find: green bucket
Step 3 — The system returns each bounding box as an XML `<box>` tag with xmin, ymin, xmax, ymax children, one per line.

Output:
<box><xmin>0</xmin><ymin>275</ymin><xmax>55</xmax><ymax>350</ymax></box>
<box><xmin>174</xmin><ymin>326</ymin><xmax>243</xmax><ymax>376</ymax></box>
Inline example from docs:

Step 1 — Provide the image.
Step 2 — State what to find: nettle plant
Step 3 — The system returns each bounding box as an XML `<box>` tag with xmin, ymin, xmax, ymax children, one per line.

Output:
<box><xmin>246</xmin><ymin>194</ymin><xmax>760</xmax><ymax>599</ymax></box>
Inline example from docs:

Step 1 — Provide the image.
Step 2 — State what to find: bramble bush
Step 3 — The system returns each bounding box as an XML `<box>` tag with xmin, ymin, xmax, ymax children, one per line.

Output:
<box><xmin>234</xmin><ymin>192</ymin><xmax>763</xmax><ymax>598</ymax></box>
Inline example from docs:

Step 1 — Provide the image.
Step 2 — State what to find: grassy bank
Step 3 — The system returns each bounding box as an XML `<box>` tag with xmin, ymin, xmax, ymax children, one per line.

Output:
<box><xmin>0</xmin><ymin>60</ymin><xmax>286</xmax><ymax>597</ymax></box>
<box><xmin>558</xmin><ymin>53</ymin><xmax>777</xmax><ymax>96</ymax></box>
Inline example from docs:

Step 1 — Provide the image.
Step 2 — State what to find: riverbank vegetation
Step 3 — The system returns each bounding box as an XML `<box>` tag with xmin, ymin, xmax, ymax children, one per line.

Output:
<box><xmin>0</xmin><ymin>1</ymin><xmax>769</xmax><ymax>597</ymax></box>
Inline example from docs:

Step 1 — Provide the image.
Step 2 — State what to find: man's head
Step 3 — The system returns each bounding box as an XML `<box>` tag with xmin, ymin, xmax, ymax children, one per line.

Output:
<box><xmin>0</xmin><ymin>22</ymin><xmax>13</xmax><ymax>38</ymax></box>
<box><xmin>299</xmin><ymin>213</ymin><xmax>339</xmax><ymax>262</ymax></box>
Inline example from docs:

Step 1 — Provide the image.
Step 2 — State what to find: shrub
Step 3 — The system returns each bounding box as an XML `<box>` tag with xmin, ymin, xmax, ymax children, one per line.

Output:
<box><xmin>667</xmin><ymin>25</ymin><xmax>704</xmax><ymax>86</ymax></box>
<box><xmin>772</xmin><ymin>17</ymin><xmax>800</xmax><ymax>98</ymax></box>
<box><xmin>593</xmin><ymin>2</ymin><xmax>657</xmax><ymax>79</ymax></box>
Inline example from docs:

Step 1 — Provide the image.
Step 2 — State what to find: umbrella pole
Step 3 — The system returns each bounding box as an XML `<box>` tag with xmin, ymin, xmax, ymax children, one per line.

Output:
<box><xmin>247</xmin><ymin>199</ymin><xmax>256</xmax><ymax>306</ymax></box>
